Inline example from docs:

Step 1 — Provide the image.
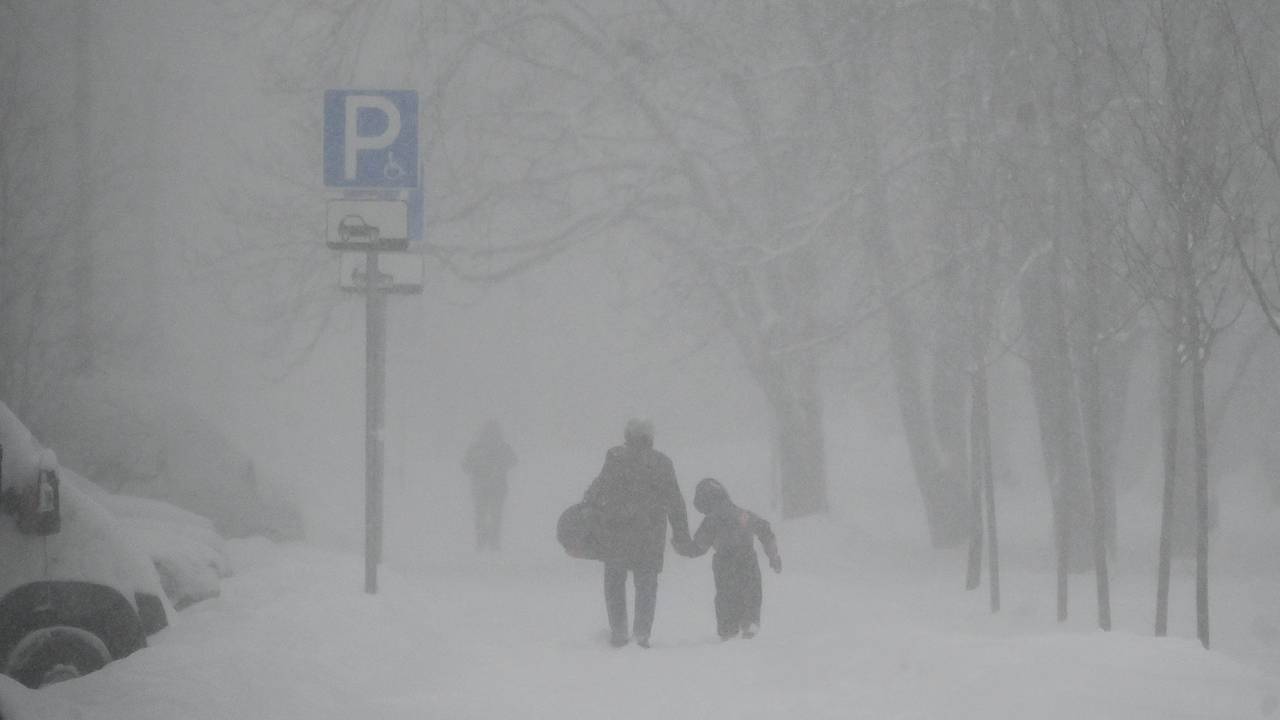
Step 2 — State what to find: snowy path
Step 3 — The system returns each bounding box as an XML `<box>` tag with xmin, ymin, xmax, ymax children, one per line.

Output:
<box><xmin>7</xmin><ymin>528</ymin><xmax>1280</xmax><ymax>719</ymax></box>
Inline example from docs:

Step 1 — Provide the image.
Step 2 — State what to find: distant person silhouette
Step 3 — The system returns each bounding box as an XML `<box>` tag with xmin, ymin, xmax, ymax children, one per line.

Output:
<box><xmin>462</xmin><ymin>420</ymin><xmax>517</xmax><ymax>551</ymax></box>
<box><xmin>583</xmin><ymin>418</ymin><xmax>692</xmax><ymax>648</ymax></box>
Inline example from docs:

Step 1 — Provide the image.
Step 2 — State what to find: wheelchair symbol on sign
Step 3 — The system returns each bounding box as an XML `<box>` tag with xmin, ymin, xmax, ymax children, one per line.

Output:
<box><xmin>383</xmin><ymin>151</ymin><xmax>407</xmax><ymax>181</ymax></box>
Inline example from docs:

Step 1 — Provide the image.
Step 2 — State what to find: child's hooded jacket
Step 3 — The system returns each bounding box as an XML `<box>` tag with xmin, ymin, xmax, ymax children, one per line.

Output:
<box><xmin>688</xmin><ymin>478</ymin><xmax>781</xmax><ymax>569</ymax></box>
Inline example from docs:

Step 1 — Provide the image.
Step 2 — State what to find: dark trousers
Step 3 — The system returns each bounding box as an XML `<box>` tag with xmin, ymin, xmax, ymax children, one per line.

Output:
<box><xmin>712</xmin><ymin>549</ymin><xmax>762</xmax><ymax>637</ymax></box>
<box><xmin>604</xmin><ymin>563</ymin><xmax>658</xmax><ymax>640</ymax></box>
<box><xmin>472</xmin><ymin>485</ymin><xmax>506</xmax><ymax>551</ymax></box>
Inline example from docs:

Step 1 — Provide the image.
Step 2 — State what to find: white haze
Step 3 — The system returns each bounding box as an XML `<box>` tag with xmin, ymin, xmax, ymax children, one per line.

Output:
<box><xmin>6</xmin><ymin>0</ymin><xmax>1270</xmax><ymax>609</ymax></box>
<box><xmin>3</xmin><ymin>1</ymin><xmax>1280</xmax><ymax>716</ymax></box>
<box><xmin>28</xmin><ymin>0</ymin><xmax>809</xmax><ymax>557</ymax></box>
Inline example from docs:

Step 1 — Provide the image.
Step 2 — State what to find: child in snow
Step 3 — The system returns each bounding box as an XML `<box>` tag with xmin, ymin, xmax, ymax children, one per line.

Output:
<box><xmin>676</xmin><ymin>478</ymin><xmax>781</xmax><ymax>640</ymax></box>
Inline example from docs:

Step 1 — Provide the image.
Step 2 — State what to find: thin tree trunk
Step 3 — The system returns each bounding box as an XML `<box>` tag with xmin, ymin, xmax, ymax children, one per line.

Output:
<box><xmin>1156</xmin><ymin>324</ymin><xmax>1182</xmax><ymax>637</ymax></box>
<box><xmin>1066</xmin><ymin>3</ymin><xmax>1112</xmax><ymax>628</ymax></box>
<box><xmin>1085</xmin><ymin>353</ymin><xmax>1112</xmax><ymax>630</ymax></box>
<box><xmin>1020</xmin><ymin>249</ymin><xmax>1093</xmax><ymax>625</ymax></box>
<box><xmin>978</xmin><ymin>363</ymin><xmax>1000</xmax><ymax>612</ymax></box>
<box><xmin>1056</xmin><ymin>471</ymin><xmax>1069</xmax><ymax>622</ymax></box>
<box><xmin>966</xmin><ymin>360</ymin><xmax>1000</xmax><ymax>612</ymax></box>
<box><xmin>761</xmin><ymin>355</ymin><xmax>827</xmax><ymax>518</ymax></box>
<box><xmin>857</xmin><ymin>114</ymin><xmax>968</xmax><ymax>548</ymax></box>
<box><xmin>1082</xmin><ymin>247</ymin><xmax>1112</xmax><ymax>630</ymax></box>
<box><xmin>966</xmin><ymin>371</ymin><xmax>984</xmax><ymax>591</ymax></box>
<box><xmin>1191</xmin><ymin>336</ymin><xmax>1211</xmax><ymax>648</ymax></box>
<box><xmin>1168</xmin><ymin>127</ymin><xmax>1210</xmax><ymax>643</ymax></box>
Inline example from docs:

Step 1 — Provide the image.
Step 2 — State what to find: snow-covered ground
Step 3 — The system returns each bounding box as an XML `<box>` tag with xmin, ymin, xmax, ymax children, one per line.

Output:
<box><xmin>3</xmin><ymin>505</ymin><xmax>1278</xmax><ymax>720</ymax></box>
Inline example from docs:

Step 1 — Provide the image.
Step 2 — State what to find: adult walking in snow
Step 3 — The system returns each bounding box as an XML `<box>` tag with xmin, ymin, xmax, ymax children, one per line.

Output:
<box><xmin>583</xmin><ymin>418</ymin><xmax>692</xmax><ymax>648</ymax></box>
<box><xmin>462</xmin><ymin>420</ymin><xmax>517</xmax><ymax>551</ymax></box>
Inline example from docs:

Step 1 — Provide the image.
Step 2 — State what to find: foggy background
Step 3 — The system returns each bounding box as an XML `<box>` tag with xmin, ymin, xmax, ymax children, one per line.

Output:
<box><xmin>4</xmin><ymin>0</ymin><xmax>1280</xmax><ymax>607</ymax></box>
<box><xmin>2</xmin><ymin>0</ymin><xmax>798</xmax><ymax>555</ymax></box>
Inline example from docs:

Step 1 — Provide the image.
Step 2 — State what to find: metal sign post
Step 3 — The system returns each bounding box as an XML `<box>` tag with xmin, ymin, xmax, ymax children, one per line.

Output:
<box><xmin>364</xmin><ymin>250</ymin><xmax>386</xmax><ymax>594</ymax></box>
<box><xmin>325</xmin><ymin>89</ymin><xmax>422</xmax><ymax>595</ymax></box>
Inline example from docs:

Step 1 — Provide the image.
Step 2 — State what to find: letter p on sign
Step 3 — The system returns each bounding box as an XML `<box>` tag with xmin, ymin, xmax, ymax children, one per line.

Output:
<box><xmin>345</xmin><ymin>95</ymin><xmax>400</xmax><ymax>180</ymax></box>
<box><xmin>324</xmin><ymin>90</ymin><xmax>418</xmax><ymax>188</ymax></box>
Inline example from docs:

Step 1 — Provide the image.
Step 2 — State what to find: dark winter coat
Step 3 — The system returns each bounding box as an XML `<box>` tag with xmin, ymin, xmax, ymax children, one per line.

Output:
<box><xmin>583</xmin><ymin>437</ymin><xmax>691</xmax><ymax>573</ymax></box>
<box><xmin>687</xmin><ymin>478</ymin><xmax>780</xmax><ymax>568</ymax></box>
<box><xmin>462</xmin><ymin>424</ymin><xmax>517</xmax><ymax>498</ymax></box>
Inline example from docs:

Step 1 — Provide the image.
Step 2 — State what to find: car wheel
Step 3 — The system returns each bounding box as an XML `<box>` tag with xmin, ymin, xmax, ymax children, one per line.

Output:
<box><xmin>5</xmin><ymin>626</ymin><xmax>111</xmax><ymax>688</ymax></box>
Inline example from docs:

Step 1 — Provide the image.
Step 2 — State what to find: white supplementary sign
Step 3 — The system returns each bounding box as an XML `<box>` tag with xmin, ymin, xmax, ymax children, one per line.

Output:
<box><xmin>325</xmin><ymin>199</ymin><xmax>408</xmax><ymax>251</ymax></box>
<box><xmin>339</xmin><ymin>251</ymin><xmax>425</xmax><ymax>294</ymax></box>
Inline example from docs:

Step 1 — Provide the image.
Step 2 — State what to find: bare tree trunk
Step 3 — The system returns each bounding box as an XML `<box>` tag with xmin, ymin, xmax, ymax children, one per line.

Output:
<box><xmin>924</xmin><ymin>21</ymin><xmax>973</xmax><ymax>551</ymax></box>
<box><xmin>1020</xmin><ymin>252</ymin><xmax>1096</xmax><ymax>623</ymax></box>
<box><xmin>966</xmin><ymin>361</ymin><xmax>999</xmax><ymax>613</ymax></box>
<box><xmin>1008</xmin><ymin>24</ymin><xmax>1095</xmax><ymax>599</ymax></box>
<box><xmin>1175</xmin><ymin>229</ymin><xmax>1211</xmax><ymax>647</ymax></box>
<box><xmin>855</xmin><ymin>72</ymin><xmax>968</xmax><ymax>548</ymax></box>
<box><xmin>974</xmin><ymin>226</ymin><xmax>1001</xmax><ymax>612</ymax></box>
<box><xmin>1020</xmin><ymin>253</ymin><xmax>1095</xmax><ymax>573</ymax></box>
<box><xmin>864</xmin><ymin>228</ymin><xmax>967</xmax><ymax>544</ymax></box>
<box><xmin>1060</xmin><ymin>1</ymin><xmax>1113</xmax><ymax>630</ymax></box>
<box><xmin>1191</xmin><ymin>340</ymin><xmax>1210</xmax><ymax>648</ymax></box>
<box><xmin>1082</xmin><ymin>312</ymin><xmax>1112</xmax><ymax>631</ymax></box>
<box><xmin>760</xmin><ymin>354</ymin><xmax>827</xmax><ymax>518</ymax></box>
<box><xmin>1055</xmin><ymin>473</ymin><xmax>1069</xmax><ymax>623</ymax></box>
<box><xmin>977</xmin><ymin>363</ymin><xmax>1000</xmax><ymax>612</ymax></box>
<box><xmin>1079</xmin><ymin>184</ymin><xmax>1112</xmax><ymax>630</ymax></box>
<box><xmin>966</xmin><ymin>373</ymin><xmax>984</xmax><ymax>591</ymax></box>
<box><xmin>1156</xmin><ymin>318</ymin><xmax>1182</xmax><ymax>637</ymax></box>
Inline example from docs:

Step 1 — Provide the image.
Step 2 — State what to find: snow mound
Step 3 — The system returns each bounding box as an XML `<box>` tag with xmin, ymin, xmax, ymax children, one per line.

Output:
<box><xmin>0</xmin><ymin>675</ymin><xmax>78</xmax><ymax>720</ymax></box>
<box><xmin>86</xmin><ymin>480</ymin><xmax>231</xmax><ymax>609</ymax></box>
<box><xmin>0</xmin><ymin>534</ymin><xmax>1273</xmax><ymax>720</ymax></box>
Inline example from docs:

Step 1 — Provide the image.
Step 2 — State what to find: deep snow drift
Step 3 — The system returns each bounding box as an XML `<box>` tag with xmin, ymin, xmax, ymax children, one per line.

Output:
<box><xmin>2</xmin><ymin>508</ymin><xmax>1277</xmax><ymax>720</ymax></box>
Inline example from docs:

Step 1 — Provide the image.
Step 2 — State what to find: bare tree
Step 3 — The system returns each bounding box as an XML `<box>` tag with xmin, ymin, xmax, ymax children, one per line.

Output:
<box><xmin>998</xmin><ymin>0</ymin><xmax>1104</xmax><ymax>626</ymax></box>
<box><xmin>220</xmin><ymin>0</ymin><xmax>912</xmax><ymax>519</ymax></box>
<box><xmin>1103</xmin><ymin>0</ymin><xmax>1249</xmax><ymax>648</ymax></box>
<box><xmin>867</xmin><ymin>3</ymin><xmax>980</xmax><ymax>549</ymax></box>
<box><xmin>1220</xmin><ymin>0</ymin><xmax>1280</xmax><ymax>337</ymax></box>
<box><xmin>918</xmin><ymin>2</ymin><xmax>1023</xmax><ymax>611</ymax></box>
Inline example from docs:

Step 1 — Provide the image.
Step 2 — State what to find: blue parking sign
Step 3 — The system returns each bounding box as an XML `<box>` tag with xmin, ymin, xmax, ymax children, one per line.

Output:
<box><xmin>324</xmin><ymin>90</ymin><xmax>418</xmax><ymax>188</ymax></box>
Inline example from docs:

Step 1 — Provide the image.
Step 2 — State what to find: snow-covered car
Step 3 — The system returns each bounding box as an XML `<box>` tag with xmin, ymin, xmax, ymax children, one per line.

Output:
<box><xmin>0</xmin><ymin>402</ymin><xmax>171</xmax><ymax>688</ymax></box>
<box><xmin>85</xmin><ymin>484</ymin><xmax>230</xmax><ymax>610</ymax></box>
<box><xmin>32</xmin><ymin>379</ymin><xmax>302</xmax><ymax>542</ymax></box>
